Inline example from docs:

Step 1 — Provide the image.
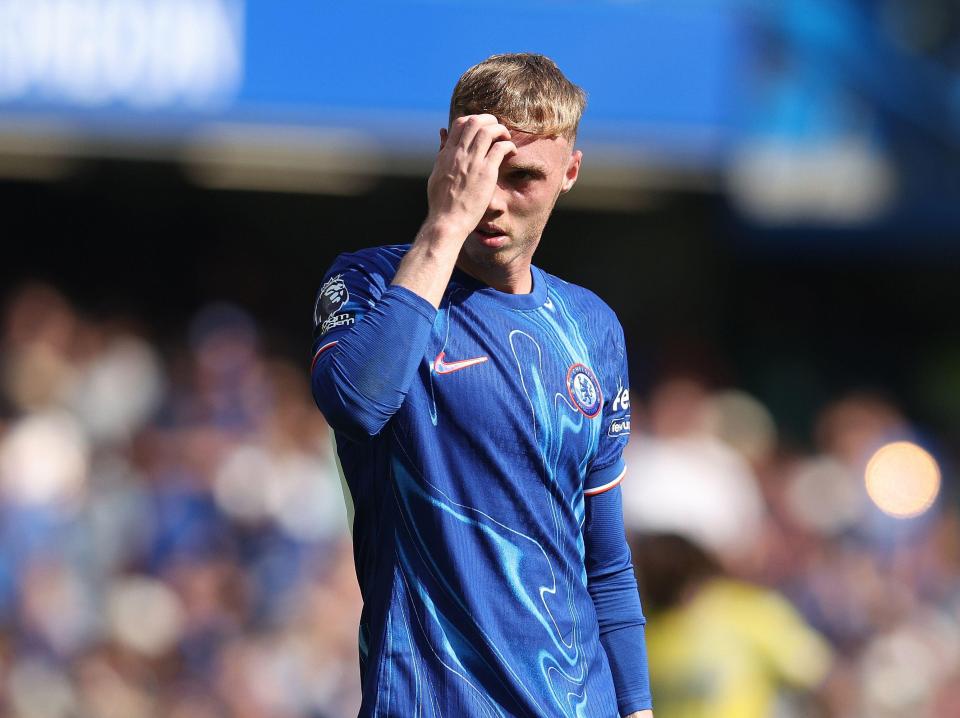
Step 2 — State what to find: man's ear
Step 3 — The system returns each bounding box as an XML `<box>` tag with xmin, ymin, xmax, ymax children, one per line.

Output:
<box><xmin>560</xmin><ymin>149</ymin><xmax>582</xmax><ymax>193</ymax></box>
<box><xmin>439</xmin><ymin>128</ymin><xmax>448</xmax><ymax>151</ymax></box>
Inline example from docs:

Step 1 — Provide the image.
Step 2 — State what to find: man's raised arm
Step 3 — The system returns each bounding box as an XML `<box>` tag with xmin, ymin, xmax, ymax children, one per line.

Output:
<box><xmin>392</xmin><ymin>114</ymin><xmax>515</xmax><ymax>306</ymax></box>
<box><xmin>310</xmin><ymin>115</ymin><xmax>515</xmax><ymax>439</ymax></box>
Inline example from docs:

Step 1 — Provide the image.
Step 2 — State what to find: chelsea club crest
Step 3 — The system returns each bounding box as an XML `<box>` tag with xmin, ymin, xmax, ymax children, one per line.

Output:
<box><xmin>566</xmin><ymin>363</ymin><xmax>602</xmax><ymax>418</ymax></box>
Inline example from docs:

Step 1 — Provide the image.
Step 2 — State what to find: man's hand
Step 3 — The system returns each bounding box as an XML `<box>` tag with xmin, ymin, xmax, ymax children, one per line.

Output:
<box><xmin>426</xmin><ymin>114</ymin><xmax>516</xmax><ymax>240</ymax></box>
<box><xmin>624</xmin><ymin>711</ymin><xmax>653</xmax><ymax>718</ymax></box>
<box><xmin>392</xmin><ymin>114</ymin><xmax>516</xmax><ymax>307</ymax></box>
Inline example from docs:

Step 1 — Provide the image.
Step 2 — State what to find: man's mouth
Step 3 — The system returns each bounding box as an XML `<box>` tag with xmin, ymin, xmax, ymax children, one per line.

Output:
<box><xmin>472</xmin><ymin>224</ymin><xmax>509</xmax><ymax>248</ymax></box>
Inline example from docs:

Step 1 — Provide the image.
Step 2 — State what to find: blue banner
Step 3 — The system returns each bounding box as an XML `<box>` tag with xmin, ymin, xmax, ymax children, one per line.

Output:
<box><xmin>0</xmin><ymin>0</ymin><xmax>747</xmax><ymax>158</ymax></box>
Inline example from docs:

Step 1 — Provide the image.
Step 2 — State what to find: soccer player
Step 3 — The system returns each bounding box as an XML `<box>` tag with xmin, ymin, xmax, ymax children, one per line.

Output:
<box><xmin>311</xmin><ymin>53</ymin><xmax>653</xmax><ymax>718</ymax></box>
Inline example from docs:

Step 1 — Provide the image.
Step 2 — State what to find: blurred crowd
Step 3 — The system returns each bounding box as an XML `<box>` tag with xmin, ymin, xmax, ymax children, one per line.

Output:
<box><xmin>0</xmin><ymin>282</ymin><xmax>957</xmax><ymax>717</ymax></box>
<box><xmin>625</xmin><ymin>377</ymin><xmax>960</xmax><ymax>717</ymax></box>
<box><xmin>0</xmin><ymin>283</ymin><xmax>361</xmax><ymax>718</ymax></box>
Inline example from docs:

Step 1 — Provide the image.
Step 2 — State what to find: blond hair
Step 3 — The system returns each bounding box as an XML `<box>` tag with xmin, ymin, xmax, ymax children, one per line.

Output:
<box><xmin>449</xmin><ymin>53</ymin><xmax>586</xmax><ymax>139</ymax></box>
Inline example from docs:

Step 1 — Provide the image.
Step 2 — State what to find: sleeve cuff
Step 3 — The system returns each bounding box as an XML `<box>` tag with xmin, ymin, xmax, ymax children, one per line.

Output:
<box><xmin>384</xmin><ymin>284</ymin><xmax>438</xmax><ymax>323</ymax></box>
<box><xmin>584</xmin><ymin>459</ymin><xmax>626</xmax><ymax>496</ymax></box>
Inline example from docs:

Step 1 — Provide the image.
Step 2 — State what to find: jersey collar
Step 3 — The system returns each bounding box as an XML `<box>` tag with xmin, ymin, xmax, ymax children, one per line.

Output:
<box><xmin>450</xmin><ymin>265</ymin><xmax>548</xmax><ymax>310</ymax></box>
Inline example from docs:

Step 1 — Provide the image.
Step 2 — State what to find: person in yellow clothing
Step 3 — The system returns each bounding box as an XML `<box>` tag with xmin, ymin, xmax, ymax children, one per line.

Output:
<box><xmin>633</xmin><ymin>534</ymin><xmax>833</xmax><ymax>718</ymax></box>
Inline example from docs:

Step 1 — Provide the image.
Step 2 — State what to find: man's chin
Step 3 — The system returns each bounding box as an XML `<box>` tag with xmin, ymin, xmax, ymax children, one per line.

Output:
<box><xmin>463</xmin><ymin>235</ymin><xmax>513</xmax><ymax>265</ymax></box>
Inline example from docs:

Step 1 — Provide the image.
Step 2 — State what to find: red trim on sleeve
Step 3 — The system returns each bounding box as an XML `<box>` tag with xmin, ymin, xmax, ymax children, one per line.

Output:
<box><xmin>310</xmin><ymin>340</ymin><xmax>338</xmax><ymax>373</ymax></box>
<box><xmin>584</xmin><ymin>466</ymin><xmax>626</xmax><ymax>497</ymax></box>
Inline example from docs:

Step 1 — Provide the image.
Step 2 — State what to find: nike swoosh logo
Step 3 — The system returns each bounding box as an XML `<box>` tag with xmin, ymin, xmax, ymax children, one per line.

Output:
<box><xmin>433</xmin><ymin>351</ymin><xmax>489</xmax><ymax>375</ymax></box>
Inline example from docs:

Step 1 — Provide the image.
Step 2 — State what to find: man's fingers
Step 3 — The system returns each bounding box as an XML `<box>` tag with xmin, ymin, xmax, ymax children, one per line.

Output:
<box><xmin>486</xmin><ymin>139</ymin><xmax>517</xmax><ymax>167</ymax></box>
<box><xmin>450</xmin><ymin>114</ymin><xmax>499</xmax><ymax>151</ymax></box>
<box><xmin>459</xmin><ymin>115</ymin><xmax>501</xmax><ymax>152</ymax></box>
<box><xmin>469</xmin><ymin>122</ymin><xmax>512</xmax><ymax>155</ymax></box>
<box><xmin>446</xmin><ymin>115</ymin><xmax>470</xmax><ymax>146</ymax></box>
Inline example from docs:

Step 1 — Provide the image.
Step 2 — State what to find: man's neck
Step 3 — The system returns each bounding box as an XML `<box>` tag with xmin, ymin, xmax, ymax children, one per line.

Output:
<box><xmin>455</xmin><ymin>254</ymin><xmax>533</xmax><ymax>294</ymax></box>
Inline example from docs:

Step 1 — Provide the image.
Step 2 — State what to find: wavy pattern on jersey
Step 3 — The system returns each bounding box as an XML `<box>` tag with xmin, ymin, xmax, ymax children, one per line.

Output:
<box><xmin>515</xmin><ymin>283</ymin><xmax>608</xmax><ymax>561</ymax></box>
<box><xmin>507</xmin><ymin>289</ymin><xmax>610</xmax><ymax>715</ymax></box>
<box><xmin>389</xmin><ymin>447</ymin><xmax>604</xmax><ymax>717</ymax></box>
<box><xmin>530</xmin><ymin>283</ymin><xmax>606</xmax><ymax>481</ymax></box>
<box><xmin>507</xmin><ymin>328</ymin><xmax>595</xmax><ymax>717</ymax></box>
<box><xmin>384</xmin><ymin>289</ymin><xmax>610</xmax><ymax>717</ymax></box>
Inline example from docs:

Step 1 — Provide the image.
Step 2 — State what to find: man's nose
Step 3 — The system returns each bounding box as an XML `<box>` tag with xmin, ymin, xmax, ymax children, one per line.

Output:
<box><xmin>487</xmin><ymin>184</ymin><xmax>508</xmax><ymax>215</ymax></box>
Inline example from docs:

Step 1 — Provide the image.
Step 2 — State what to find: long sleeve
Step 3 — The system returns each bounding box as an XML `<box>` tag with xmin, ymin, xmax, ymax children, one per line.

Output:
<box><xmin>310</xmin><ymin>252</ymin><xmax>436</xmax><ymax>441</ymax></box>
<box><xmin>584</xmin><ymin>486</ymin><xmax>653</xmax><ymax>716</ymax></box>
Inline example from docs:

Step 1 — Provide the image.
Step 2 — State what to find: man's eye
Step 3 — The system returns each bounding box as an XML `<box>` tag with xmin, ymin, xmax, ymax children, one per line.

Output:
<box><xmin>511</xmin><ymin>171</ymin><xmax>532</xmax><ymax>181</ymax></box>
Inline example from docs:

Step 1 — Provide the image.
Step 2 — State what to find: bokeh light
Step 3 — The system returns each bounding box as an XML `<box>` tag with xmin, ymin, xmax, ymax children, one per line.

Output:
<box><xmin>864</xmin><ymin>442</ymin><xmax>941</xmax><ymax>519</ymax></box>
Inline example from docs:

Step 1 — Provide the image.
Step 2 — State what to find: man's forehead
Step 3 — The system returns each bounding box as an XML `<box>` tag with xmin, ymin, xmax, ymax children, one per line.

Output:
<box><xmin>508</xmin><ymin>128</ymin><xmax>571</xmax><ymax>149</ymax></box>
<box><xmin>506</xmin><ymin>130</ymin><xmax>573</xmax><ymax>168</ymax></box>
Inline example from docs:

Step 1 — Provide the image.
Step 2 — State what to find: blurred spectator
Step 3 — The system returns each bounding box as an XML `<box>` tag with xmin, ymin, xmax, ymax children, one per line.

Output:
<box><xmin>621</xmin><ymin>377</ymin><xmax>767</xmax><ymax>566</ymax></box>
<box><xmin>634</xmin><ymin>533</ymin><xmax>833</xmax><ymax>718</ymax></box>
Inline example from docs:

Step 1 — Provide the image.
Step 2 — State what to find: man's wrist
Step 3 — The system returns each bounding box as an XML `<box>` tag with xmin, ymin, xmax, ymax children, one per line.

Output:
<box><xmin>415</xmin><ymin>215</ymin><xmax>470</xmax><ymax>251</ymax></box>
<box><xmin>391</xmin><ymin>217</ymin><xmax>467</xmax><ymax>308</ymax></box>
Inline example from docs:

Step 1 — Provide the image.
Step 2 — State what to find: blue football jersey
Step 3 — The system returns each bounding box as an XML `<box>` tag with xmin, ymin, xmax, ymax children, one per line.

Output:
<box><xmin>312</xmin><ymin>245</ymin><xmax>632</xmax><ymax>718</ymax></box>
